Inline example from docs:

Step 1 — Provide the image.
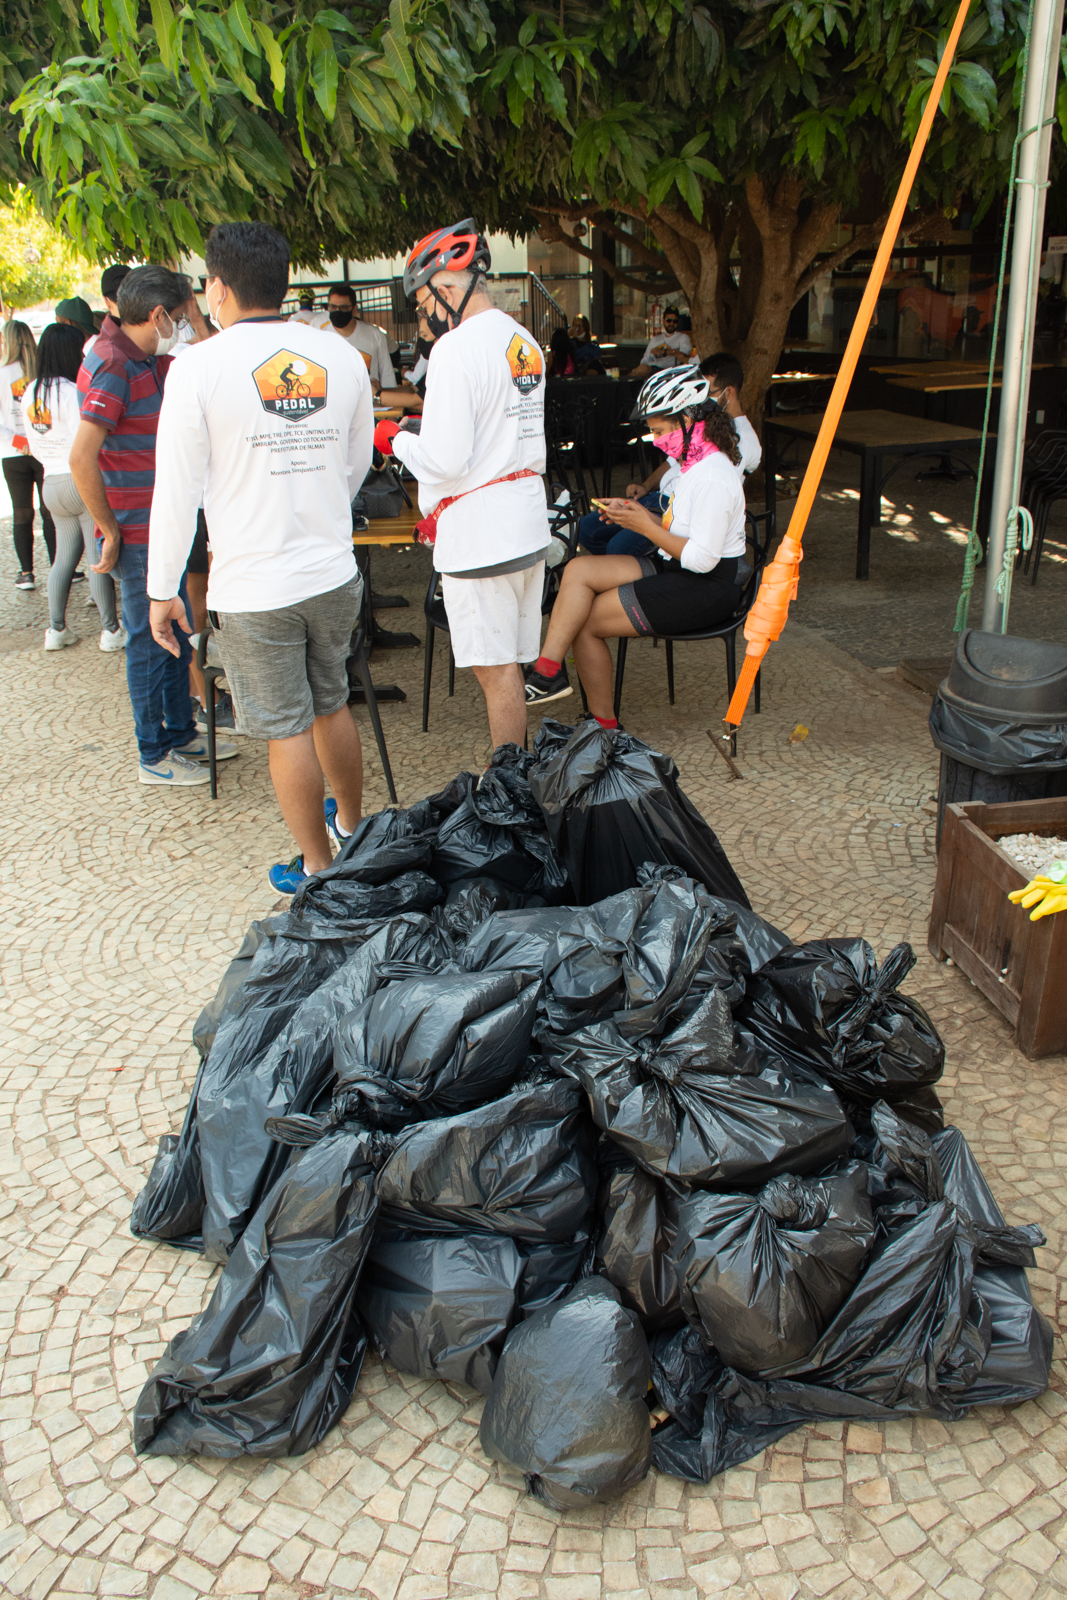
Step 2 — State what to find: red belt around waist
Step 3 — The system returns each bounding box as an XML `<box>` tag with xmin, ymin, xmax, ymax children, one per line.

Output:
<box><xmin>416</xmin><ymin>469</ymin><xmax>539</xmax><ymax>547</ymax></box>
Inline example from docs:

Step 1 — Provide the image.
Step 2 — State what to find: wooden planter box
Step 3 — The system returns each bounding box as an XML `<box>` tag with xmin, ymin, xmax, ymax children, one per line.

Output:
<box><xmin>929</xmin><ymin>797</ymin><xmax>1067</xmax><ymax>1060</ymax></box>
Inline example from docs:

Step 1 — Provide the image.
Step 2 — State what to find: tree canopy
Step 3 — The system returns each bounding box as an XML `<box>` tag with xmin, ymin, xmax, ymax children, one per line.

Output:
<box><xmin>6</xmin><ymin>0</ymin><xmax>1054</xmax><ymax>411</ymax></box>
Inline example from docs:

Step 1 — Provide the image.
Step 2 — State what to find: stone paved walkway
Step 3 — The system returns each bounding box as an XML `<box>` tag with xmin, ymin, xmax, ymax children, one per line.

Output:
<box><xmin>2</xmin><ymin>508</ymin><xmax>1067</xmax><ymax>1600</ymax></box>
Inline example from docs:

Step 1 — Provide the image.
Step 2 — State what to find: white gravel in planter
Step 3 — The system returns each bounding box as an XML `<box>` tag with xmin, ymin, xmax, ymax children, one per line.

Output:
<box><xmin>997</xmin><ymin>831</ymin><xmax>1067</xmax><ymax>875</ymax></box>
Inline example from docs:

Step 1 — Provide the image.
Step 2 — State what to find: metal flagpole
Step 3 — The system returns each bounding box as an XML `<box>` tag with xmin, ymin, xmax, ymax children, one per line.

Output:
<box><xmin>981</xmin><ymin>0</ymin><xmax>1065</xmax><ymax>632</ymax></box>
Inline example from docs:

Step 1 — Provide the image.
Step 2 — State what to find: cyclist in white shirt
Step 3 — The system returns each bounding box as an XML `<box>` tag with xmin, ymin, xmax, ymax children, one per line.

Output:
<box><xmin>24</xmin><ymin>324</ymin><xmax>124</xmax><ymax>653</ymax></box>
<box><xmin>378</xmin><ymin>220</ymin><xmax>548</xmax><ymax>750</ymax></box>
<box><xmin>147</xmin><ymin>222</ymin><xmax>373</xmax><ymax>893</ymax></box>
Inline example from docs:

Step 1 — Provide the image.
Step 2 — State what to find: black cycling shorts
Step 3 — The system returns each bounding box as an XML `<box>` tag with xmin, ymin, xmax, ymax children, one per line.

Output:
<box><xmin>618</xmin><ymin>554</ymin><xmax>741</xmax><ymax>636</ymax></box>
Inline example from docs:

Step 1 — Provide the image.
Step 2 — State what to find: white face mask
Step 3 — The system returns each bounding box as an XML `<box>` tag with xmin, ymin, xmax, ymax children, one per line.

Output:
<box><xmin>206</xmin><ymin>281</ymin><xmax>226</xmax><ymax>332</ymax></box>
<box><xmin>154</xmin><ymin>313</ymin><xmax>182</xmax><ymax>356</ymax></box>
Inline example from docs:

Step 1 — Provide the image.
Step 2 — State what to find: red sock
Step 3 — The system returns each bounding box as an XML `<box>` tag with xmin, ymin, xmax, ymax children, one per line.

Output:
<box><xmin>534</xmin><ymin>654</ymin><xmax>561</xmax><ymax>678</ymax></box>
<box><xmin>594</xmin><ymin>715</ymin><xmax>617</xmax><ymax>729</ymax></box>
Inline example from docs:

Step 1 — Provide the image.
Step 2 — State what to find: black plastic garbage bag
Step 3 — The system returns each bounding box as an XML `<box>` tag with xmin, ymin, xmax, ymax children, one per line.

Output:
<box><xmin>377</xmin><ymin>1078</ymin><xmax>597</xmax><ymax>1241</ymax></box>
<box><xmin>649</xmin><ymin>1325</ymin><xmax>720</xmax><ymax>1435</ymax></box>
<box><xmin>434</xmin><ymin>878</ymin><xmax>531</xmax><ymax>942</ymax></box>
<box><xmin>594</xmin><ymin>1146</ymin><xmax>682</xmax><ymax>1331</ymax></box>
<box><xmin>361</xmin><ymin>1230</ymin><xmax>590</xmax><ymax>1392</ymax></box>
<box><xmin>528</xmin><ymin>720</ymin><xmax>749</xmax><ymax>908</ymax></box>
<box><xmin>132</xmin><ymin>915</ymin><xmax>374</xmax><ymax>1251</ymax></box>
<box><xmin>460</xmin><ymin>906</ymin><xmax>579</xmax><ymax>976</ymax></box>
<box><xmin>431</xmin><ymin>765</ymin><xmax>568</xmax><ymax>900</ymax></box>
<box><xmin>292</xmin><ymin>868</ymin><xmax>443</xmax><ymax>924</ymax></box>
<box><xmin>739</xmin><ymin>940</ymin><xmax>944</xmax><ymax>1125</ymax></box>
<box><xmin>135</xmin><ymin>1129</ymin><xmax>379</xmax><ymax>1457</ymax></box>
<box><xmin>331</xmin><ymin>967</ymin><xmax>542</xmax><ymax>1130</ymax></box>
<box><xmin>549</xmin><ymin>987</ymin><xmax>850</xmax><ymax>1189</ymax></box>
<box><xmin>480</xmin><ymin>1276</ymin><xmax>651</xmax><ymax>1508</ymax></box>
<box><xmin>192</xmin><ymin>918</ymin><xmax>282</xmax><ymax>1062</ymax></box>
<box><xmin>674</xmin><ymin>1165</ymin><xmax>874</xmax><ymax>1371</ymax></box>
<box><xmin>198</xmin><ymin>915</ymin><xmax>451</xmax><ymax>1262</ymax></box>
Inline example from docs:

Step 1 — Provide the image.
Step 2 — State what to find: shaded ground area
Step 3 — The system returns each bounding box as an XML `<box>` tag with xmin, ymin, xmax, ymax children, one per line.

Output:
<box><xmin>1</xmin><ymin>500</ymin><xmax>1067</xmax><ymax>1600</ymax></box>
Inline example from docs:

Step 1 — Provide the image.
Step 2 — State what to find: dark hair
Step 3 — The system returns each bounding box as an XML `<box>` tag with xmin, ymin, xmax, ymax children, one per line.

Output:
<box><xmin>117</xmin><ymin>265</ymin><xmax>190</xmax><ymax>326</ymax></box>
<box><xmin>700</xmin><ymin>351</ymin><xmax>745</xmax><ymax>396</ymax></box>
<box><xmin>32</xmin><ymin>324</ymin><xmax>85</xmax><ymax>414</ymax></box>
<box><xmin>685</xmin><ymin>398</ymin><xmax>741</xmax><ymax>466</ymax></box>
<box><xmin>329</xmin><ymin>282</ymin><xmax>357</xmax><ymax>305</ymax></box>
<box><xmin>662</xmin><ymin>305</ymin><xmax>680</xmax><ymax>321</ymax></box>
<box><xmin>205</xmin><ymin>222</ymin><xmax>289</xmax><ymax>310</ymax></box>
<box><xmin>100</xmin><ymin>264</ymin><xmax>130</xmax><ymax>302</ymax></box>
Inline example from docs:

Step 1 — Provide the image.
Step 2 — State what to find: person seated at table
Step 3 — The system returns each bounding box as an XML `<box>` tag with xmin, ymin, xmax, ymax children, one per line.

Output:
<box><xmin>631</xmin><ymin>306</ymin><xmax>692</xmax><ymax>379</ymax></box>
<box><xmin>547</xmin><ymin>327</ymin><xmax>576</xmax><ymax>377</ymax></box>
<box><xmin>523</xmin><ymin>366</ymin><xmax>744</xmax><ymax>724</ymax></box>
<box><xmin>699</xmin><ymin>352</ymin><xmax>762</xmax><ymax>475</ymax></box>
<box><xmin>568</xmin><ymin>314</ymin><xmax>605</xmax><ymax>373</ymax></box>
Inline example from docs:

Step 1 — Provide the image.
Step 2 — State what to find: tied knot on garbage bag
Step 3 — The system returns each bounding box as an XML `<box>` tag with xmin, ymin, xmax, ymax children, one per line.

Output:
<box><xmin>739</xmin><ymin>937</ymin><xmax>945</xmax><ymax>1132</ymax></box>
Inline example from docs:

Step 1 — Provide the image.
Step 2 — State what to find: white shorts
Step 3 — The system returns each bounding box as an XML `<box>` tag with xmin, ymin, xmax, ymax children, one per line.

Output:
<box><xmin>440</xmin><ymin>563</ymin><xmax>545</xmax><ymax>668</ymax></box>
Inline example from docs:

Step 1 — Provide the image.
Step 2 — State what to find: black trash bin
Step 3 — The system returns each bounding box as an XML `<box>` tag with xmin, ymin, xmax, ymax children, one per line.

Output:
<box><xmin>929</xmin><ymin>630</ymin><xmax>1067</xmax><ymax>846</ymax></box>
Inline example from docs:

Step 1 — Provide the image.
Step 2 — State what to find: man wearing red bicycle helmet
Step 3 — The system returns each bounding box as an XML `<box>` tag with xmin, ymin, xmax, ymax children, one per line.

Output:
<box><xmin>379</xmin><ymin>219</ymin><xmax>548</xmax><ymax>750</ymax></box>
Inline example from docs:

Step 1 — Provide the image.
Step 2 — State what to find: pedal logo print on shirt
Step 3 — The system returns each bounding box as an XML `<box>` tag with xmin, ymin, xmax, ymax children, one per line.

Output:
<box><xmin>252</xmin><ymin>350</ymin><xmax>328</xmax><ymax>419</ymax></box>
<box><xmin>27</xmin><ymin>399</ymin><xmax>52</xmax><ymax>433</ymax></box>
<box><xmin>505</xmin><ymin>333</ymin><xmax>543</xmax><ymax>395</ymax></box>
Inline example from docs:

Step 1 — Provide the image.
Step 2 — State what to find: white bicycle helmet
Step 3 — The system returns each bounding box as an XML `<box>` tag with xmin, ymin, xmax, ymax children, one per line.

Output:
<box><xmin>636</xmin><ymin>364</ymin><xmax>710</xmax><ymax>417</ymax></box>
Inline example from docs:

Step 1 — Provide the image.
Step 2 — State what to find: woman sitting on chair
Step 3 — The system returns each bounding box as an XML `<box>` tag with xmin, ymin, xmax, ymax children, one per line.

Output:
<box><xmin>523</xmin><ymin>366</ymin><xmax>745</xmax><ymax>728</ymax></box>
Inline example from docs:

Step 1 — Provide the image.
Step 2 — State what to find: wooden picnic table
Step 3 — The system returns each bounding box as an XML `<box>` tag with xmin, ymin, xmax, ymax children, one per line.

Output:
<box><xmin>764</xmin><ymin>409</ymin><xmax>992</xmax><ymax>579</ymax></box>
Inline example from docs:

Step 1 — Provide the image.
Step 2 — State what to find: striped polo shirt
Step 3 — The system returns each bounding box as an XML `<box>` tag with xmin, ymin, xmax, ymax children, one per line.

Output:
<box><xmin>78</xmin><ymin>316</ymin><xmax>173</xmax><ymax>544</ymax></box>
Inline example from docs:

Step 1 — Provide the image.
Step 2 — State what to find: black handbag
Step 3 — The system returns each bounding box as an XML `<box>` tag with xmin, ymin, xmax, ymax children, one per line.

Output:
<box><xmin>353</xmin><ymin>461</ymin><xmax>411</xmax><ymax>521</ymax></box>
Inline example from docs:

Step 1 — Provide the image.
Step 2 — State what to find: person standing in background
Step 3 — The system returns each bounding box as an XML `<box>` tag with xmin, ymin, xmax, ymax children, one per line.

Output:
<box><xmin>320</xmin><ymin>285</ymin><xmax>396</xmax><ymax>392</ymax></box>
<box><xmin>24</xmin><ymin>324</ymin><xmax>127</xmax><ymax>653</ymax></box>
<box><xmin>54</xmin><ymin>297</ymin><xmax>98</xmax><ymax>353</ymax></box>
<box><xmin>289</xmin><ymin>290</ymin><xmax>319</xmax><ymax>325</ymax></box>
<box><xmin>0</xmin><ymin>320</ymin><xmax>55</xmax><ymax>590</ymax></box>
<box><xmin>71</xmin><ymin>265</ymin><xmax>226</xmax><ymax>788</ymax></box>
<box><xmin>147</xmin><ymin>222</ymin><xmax>373</xmax><ymax>891</ymax></box>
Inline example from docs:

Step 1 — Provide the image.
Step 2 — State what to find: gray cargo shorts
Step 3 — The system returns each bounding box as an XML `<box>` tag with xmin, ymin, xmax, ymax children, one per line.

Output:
<box><xmin>212</xmin><ymin>575</ymin><xmax>363</xmax><ymax>741</ymax></box>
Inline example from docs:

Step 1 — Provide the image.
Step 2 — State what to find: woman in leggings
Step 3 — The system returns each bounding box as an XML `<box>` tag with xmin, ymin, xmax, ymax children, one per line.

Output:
<box><xmin>523</xmin><ymin>365</ymin><xmax>745</xmax><ymax>726</ymax></box>
<box><xmin>24</xmin><ymin>325</ymin><xmax>125</xmax><ymax>652</ymax></box>
<box><xmin>0</xmin><ymin>321</ymin><xmax>56</xmax><ymax>589</ymax></box>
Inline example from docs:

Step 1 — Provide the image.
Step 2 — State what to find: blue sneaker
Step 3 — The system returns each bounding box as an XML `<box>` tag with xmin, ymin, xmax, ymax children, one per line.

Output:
<box><xmin>324</xmin><ymin>797</ymin><xmax>354</xmax><ymax>848</ymax></box>
<box><xmin>268</xmin><ymin>856</ymin><xmax>308</xmax><ymax>894</ymax></box>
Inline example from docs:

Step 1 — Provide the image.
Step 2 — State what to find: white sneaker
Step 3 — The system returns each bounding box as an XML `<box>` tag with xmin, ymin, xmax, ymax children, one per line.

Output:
<box><xmin>44</xmin><ymin>627</ymin><xmax>74</xmax><ymax>651</ymax></box>
<box><xmin>171</xmin><ymin>735</ymin><xmax>239</xmax><ymax>762</ymax></box>
<box><xmin>138</xmin><ymin>753</ymin><xmax>211</xmax><ymax>787</ymax></box>
<box><xmin>100</xmin><ymin>626</ymin><xmax>128</xmax><ymax>652</ymax></box>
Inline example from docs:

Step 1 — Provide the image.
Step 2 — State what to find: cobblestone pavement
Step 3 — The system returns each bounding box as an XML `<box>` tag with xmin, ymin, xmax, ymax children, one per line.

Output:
<box><xmin>2</xmin><ymin>513</ymin><xmax>1067</xmax><ymax>1600</ymax></box>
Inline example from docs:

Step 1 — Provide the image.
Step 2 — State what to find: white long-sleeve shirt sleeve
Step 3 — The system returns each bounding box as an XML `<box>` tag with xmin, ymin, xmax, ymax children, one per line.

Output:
<box><xmin>148</xmin><ymin>356</ymin><xmax>208</xmax><ymax>600</ymax></box>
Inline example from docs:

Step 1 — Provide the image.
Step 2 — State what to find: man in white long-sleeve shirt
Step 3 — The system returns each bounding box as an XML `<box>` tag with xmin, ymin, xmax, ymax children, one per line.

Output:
<box><xmin>377</xmin><ymin>220</ymin><xmax>548</xmax><ymax>749</ymax></box>
<box><xmin>146</xmin><ymin>222</ymin><xmax>374</xmax><ymax>895</ymax></box>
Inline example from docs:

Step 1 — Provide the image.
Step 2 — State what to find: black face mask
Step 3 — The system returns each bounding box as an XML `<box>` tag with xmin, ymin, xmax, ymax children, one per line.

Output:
<box><xmin>328</xmin><ymin>307</ymin><xmax>352</xmax><ymax>327</ymax></box>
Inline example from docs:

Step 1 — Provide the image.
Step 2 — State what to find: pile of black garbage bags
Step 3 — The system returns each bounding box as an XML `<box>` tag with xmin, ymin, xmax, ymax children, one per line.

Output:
<box><xmin>131</xmin><ymin>720</ymin><xmax>1052</xmax><ymax>1508</ymax></box>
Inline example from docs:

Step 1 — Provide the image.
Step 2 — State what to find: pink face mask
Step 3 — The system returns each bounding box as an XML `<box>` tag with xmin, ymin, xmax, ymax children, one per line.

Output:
<box><xmin>657</xmin><ymin>426</ymin><xmax>687</xmax><ymax>459</ymax></box>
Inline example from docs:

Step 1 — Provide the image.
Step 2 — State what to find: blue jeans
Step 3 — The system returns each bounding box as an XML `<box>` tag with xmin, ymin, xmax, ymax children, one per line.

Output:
<box><xmin>578</xmin><ymin>492</ymin><xmax>666</xmax><ymax>558</ymax></box>
<box><xmin>104</xmin><ymin>539</ymin><xmax>197</xmax><ymax>766</ymax></box>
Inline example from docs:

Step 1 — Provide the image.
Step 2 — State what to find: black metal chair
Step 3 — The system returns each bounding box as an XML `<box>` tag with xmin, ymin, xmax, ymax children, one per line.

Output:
<box><xmin>611</xmin><ymin>509</ymin><xmax>776</xmax><ymax>724</ymax></box>
<box><xmin>195</xmin><ymin>619</ymin><xmax>397</xmax><ymax>805</ymax></box>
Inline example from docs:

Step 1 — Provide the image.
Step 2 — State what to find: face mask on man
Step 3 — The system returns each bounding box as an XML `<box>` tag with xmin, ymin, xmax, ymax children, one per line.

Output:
<box><xmin>329</xmin><ymin>307</ymin><xmax>353</xmax><ymax>327</ymax></box>
<box><xmin>206</xmin><ymin>281</ymin><xmax>227</xmax><ymax>332</ymax></box>
<box><xmin>154</xmin><ymin>313</ymin><xmax>183</xmax><ymax>356</ymax></box>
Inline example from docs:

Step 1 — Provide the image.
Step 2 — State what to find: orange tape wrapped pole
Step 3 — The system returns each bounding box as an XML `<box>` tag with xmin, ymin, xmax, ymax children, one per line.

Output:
<box><xmin>724</xmin><ymin>0</ymin><xmax>973</xmax><ymax>731</ymax></box>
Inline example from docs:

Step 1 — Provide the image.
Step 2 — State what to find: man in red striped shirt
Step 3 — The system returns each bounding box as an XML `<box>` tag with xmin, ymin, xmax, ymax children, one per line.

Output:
<box><xmin>71</xmin><ymin>266</ymin><xmax>225</xmax><ymax>786</ymax></box>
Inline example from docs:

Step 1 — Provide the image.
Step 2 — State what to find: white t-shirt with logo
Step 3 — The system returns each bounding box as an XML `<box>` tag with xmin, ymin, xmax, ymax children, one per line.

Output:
<box><xmin>391</xmin><ymin>308</ymin><xmax>548</xmax><ymax>574</ymax></box>
<box><xmin>289</xmin><ymin>306</ymin><xmax>320</xmax><ymax>325</ymax></box>
<box><xmin>0</xmin><ymin>360</ymin><xmax>23</xmax><ymax>455</ymax></box>
<box><xmin>640</xmin><ymin>329</ymin><xmax>693</xmax><ymax>369</ymax></box>
<box><xmin>24</xmin><ymin>376</ymin><xmax>83</xmax><ymax>477</ymax></box>
<box><xmin>315</xmin><ymin>315</ymin><xmax>396</xmax><ymax>387</ymax></box>
<box><xmin>659</xmin><ymin>451</ymin><xmax>746</xmax><ymax>573</ymax></box>
<box><xmin>148</xmin><ymin>320</ymin><xmax>373</xmax><ymax>612</ymax></box>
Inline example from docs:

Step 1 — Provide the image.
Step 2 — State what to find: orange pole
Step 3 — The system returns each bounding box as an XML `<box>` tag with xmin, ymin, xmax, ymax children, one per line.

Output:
<box><xmin>725</xmin><ymin>0</ymin><xmax>973</xmax><ymax>729</ymax></box>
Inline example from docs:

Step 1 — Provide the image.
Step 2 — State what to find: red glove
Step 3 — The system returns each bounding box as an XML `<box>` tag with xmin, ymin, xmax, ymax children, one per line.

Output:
<box><xmin>374</xmin><ymin>419</ymin><xmax>400</xmax><ymax>455</ymax></box>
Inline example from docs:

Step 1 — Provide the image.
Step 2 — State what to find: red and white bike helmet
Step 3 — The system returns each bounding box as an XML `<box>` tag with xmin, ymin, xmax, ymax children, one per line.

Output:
<box><xmin>403</xmin><ymin>219</ymin><xmax>492</xmax><ymax>297</ymax></box>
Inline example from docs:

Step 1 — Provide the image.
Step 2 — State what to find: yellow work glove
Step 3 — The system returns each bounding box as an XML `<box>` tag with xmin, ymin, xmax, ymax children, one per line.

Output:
<box><xmin>1008</xmin><ymin>860</ymin><xmax>1067</xmax><ymax>920</ymax></box>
